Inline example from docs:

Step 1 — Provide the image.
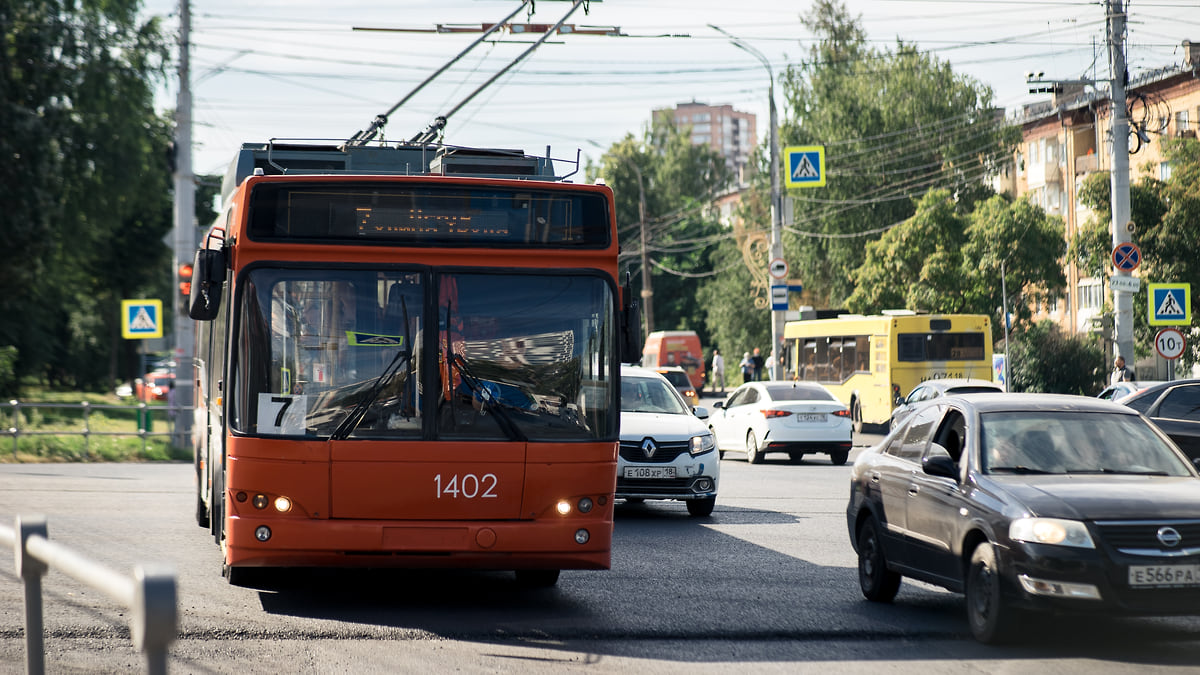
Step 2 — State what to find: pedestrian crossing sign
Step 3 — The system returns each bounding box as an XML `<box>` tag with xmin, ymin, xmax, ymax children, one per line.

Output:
<box><xmin>783</xmin><ymin>146</ymin><xmax>826</xmax><ymax>189</ymax></box>
<box><xmin>121</xmin><ymin>299</ymin><xmax>163</xmax><ymax>339</ymax></box>
<box><xmin>1148</xmin><ymin>283</ymin><xmax>1191</xmax><ymax>326</ymax></box>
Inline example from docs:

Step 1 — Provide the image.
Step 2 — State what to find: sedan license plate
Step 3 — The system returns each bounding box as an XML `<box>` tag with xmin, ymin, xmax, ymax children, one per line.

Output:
<box><xmin>1128</xmin><ymin>564</ymin><xmax>1200</xmax><ymax>588</ymax></box>
<box><xmin>624</xmin><ymin>466</ymin><xmax>676</xmax><ymax>479</ymax></box>
<box><xmin>797</xmin><ymin>413</ymin><xmax>825</xmax><ymax>423</ymax></box>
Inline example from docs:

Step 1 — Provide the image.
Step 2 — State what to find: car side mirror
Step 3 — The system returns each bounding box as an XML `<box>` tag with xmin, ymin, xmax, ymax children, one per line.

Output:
<box><xmin>692</xmin><ymin>406</ymin><xmax>709</xmax><ymax>420</ymax></box>
<box><xmin>712</xmin><ymin>401</ymin><xmax>724</xmax><ymax>410</ymax></box>
<box><xmin>922</xmin><ymin>445</ymin><xmax>959</xmax><ymax>480</ymax></box>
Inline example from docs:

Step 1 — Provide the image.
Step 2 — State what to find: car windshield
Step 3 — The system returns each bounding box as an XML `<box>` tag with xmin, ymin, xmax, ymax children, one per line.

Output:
<box><xmin>764</xmin><ymin>385</ymin><xmax>836</xmax><ymax>402</ymax></box>
<box><xmin>621</xmin><ymin>376</ymin><xmax>690</xmax><ymax>415</ymax></box>
<box><xmin>980</xmin><ymin>411</ymin><xmax>1193</xmax><ymax>476</ymax></box>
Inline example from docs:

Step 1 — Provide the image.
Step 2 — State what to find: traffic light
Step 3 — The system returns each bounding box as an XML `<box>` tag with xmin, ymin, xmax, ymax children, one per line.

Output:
<box><xmin>178</xmin><ymin>263</ymin><xmax>193</xmax><ymax>299</ymax></box>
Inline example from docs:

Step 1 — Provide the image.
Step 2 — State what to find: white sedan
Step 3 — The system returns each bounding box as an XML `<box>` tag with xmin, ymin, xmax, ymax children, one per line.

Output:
<box><xmin>709</xmin><ymin>381</ymin><xmax>853</xmax><ymax>465</ymax></box>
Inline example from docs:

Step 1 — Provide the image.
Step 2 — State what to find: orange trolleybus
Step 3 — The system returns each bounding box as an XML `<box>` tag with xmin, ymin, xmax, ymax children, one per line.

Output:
<box><xmin>187</xmin><ymin>142</ymin><xmax>639</xmax><ymax>586</ymax></box>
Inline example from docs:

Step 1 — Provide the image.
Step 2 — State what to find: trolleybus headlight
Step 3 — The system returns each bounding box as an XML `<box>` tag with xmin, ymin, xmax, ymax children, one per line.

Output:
<box><xmin>274</xmin><ymin>496</ymin><xmax>292</xmax><ymax>513</ymax></box>
<box><xmin>577</xmin><ymin>497</ymin><xmax>594</xmax><ymax>513</ymax></box>
<box><xmin>574</xmin><ymin>529</ymin><xmax>590</xmax><ymax>544</ymax></box>
<box><xmin>254</xmin><ymin>526</ymin><xmax>272</xmax><ymax>542</ymax></box>
<box><xmin>252</xmin><ymin>494</ymin><xmax>268</xmax><ymax>510</ymax></box>
<box><xmin>556</xmin><ymin>500</ymin><xmax>572</xmax><ymax>515</ymax></box>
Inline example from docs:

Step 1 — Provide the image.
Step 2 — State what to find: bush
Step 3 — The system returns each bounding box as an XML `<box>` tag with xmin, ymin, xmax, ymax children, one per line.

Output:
<box><xmin>0</xmin><ymin>346</ymin><xmax>16</xmax><ymax>397</ymax></box>
<box><xmin>1007</xmin><ymin>321</ymin><xmax>1106</xmax><ymax>394</ymax></box>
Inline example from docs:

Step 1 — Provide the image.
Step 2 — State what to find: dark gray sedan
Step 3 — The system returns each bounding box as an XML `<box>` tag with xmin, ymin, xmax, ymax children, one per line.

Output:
<box><xmin>847</xmin><ymin>393</ymin><xmax>1200</xmax><ymax>643</ymax></box>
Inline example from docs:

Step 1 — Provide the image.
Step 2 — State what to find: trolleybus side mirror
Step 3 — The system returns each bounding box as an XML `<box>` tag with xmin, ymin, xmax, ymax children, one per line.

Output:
<box><xmin>188</xmin><ymin>248</ymin><xmax>226</xmax><ymax>321</ymax></box>
<box><xmin>619</xmin><ymin>278</ymin><xmax>641</xmax><ymax>364</ymax></box>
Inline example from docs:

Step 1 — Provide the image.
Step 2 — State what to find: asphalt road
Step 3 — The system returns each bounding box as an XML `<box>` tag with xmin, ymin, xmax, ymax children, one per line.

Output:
<box><xmin>1</xmin><ymin>425</ymin><xmax>1199</xmax><ymax>673</ymax></box>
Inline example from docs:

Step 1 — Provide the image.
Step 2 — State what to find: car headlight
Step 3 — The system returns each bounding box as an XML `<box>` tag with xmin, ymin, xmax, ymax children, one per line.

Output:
<box><xmin>1009</xmin><ymin>517</ymin><xmax>1095</xmax><ymax>549</ymax></box>
<box><xmin>689</xmin><ymin>433</ymin><xmax>716</xmax><ymax>456</ymax></box>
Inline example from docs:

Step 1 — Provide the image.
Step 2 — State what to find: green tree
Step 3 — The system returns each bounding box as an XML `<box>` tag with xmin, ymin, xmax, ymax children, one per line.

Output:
<box><xmin>0</xmin><ymin>0</ymin><xmax>173</xmax><ymax>390</ymax></box>
<box><xmin>848</xmin><ymin>192</ymin><xmax>1066</xmax><ymax>343</ymax></box>
<box><xmin>776</xmin><ymin>0</ymin><xmax>1018</xmax><ymax>308</ymax></box>
<box><xmin>1067</xmin><ymin>139</ymin><xmax>1200</xmax><ymax>367</ymax></box>
<box><xmin>1007</xmin><ymin>321</ymin><xmax>1106</xmax><ymax>395</ymax></box>
<box><xmin>593</xmin><ymin>119</ymin><xmax>731</xmax><ymax>351</ymax></box>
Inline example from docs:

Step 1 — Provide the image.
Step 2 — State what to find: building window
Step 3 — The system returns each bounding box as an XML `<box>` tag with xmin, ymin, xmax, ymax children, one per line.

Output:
<box><xmin>1077</xmin><ymin>281</ymin><xmax>1102</xmax><ymax>311</ymax></box>
<box><xmin>1176</xmin><ymin>110</ymin><xmax>1190</xmax><ymax>134</ymax></box>
<box><xmin>1030</xmin><ymin>141</ymin><xmax>1039</xmax><ymax>165</ymax></box>
<box><xmin>1016</xmin><ymin>152</ymin><xmax>1024</xmax><ymax>176</ymax></box>
<box><xmin>1160</xmin><ymin>161</ymin><xmax>1173</xmax><ymax>181</ymax></box>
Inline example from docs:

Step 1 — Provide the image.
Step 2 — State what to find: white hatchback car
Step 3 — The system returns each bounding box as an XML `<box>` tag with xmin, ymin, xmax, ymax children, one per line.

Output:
<box><xmin>618</xmin><ymin>365</ymin><xmax>719</xmax><ymax>516</ymax></box>
<box><xmin>709</xmin><ymin>381</ymin><xmax>853</xmax><ymax>465</ymax></box>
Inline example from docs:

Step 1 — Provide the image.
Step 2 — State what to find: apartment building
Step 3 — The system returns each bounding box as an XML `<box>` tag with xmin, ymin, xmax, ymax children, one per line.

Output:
<box><xmin>653</xmin><ymin>101</ymin><xmax>757</xmax><ymax>180</ymax></box>
<box><xmin>997</xmin><ymin>41</ymin><xmax>1200</xmax><ymax>336</ymax></box>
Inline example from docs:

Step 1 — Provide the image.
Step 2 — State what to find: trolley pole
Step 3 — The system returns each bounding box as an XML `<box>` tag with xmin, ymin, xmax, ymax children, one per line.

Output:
<box><xmin>172</xmin><ymin>0</ymin><xmax>195</xmax><ymax>449</ymax></box>
<box><xmin>1108</xmin><ymin>0</ymin><xmax>1135</xmax><ymax>365</ymax></box>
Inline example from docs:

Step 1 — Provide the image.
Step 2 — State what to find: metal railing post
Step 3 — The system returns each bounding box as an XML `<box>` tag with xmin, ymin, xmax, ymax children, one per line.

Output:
<box><xmin>81</xmin><ymin>401</ymin><xmax>91</xmax><ymax>459</ymax></box>
<box><xmin>10</xmin><ymin>399</ymin><xmax>20</xmax><ymax>459</ymax></box>
<box><xmin>132</xmin><ymin>565</ymin><xmax>178</xmax><ymax>675</ymax></box>
<box><xmin>16</xmin><ymin>515</ymin><xmax>48</xmax><ymax>675</ymax></box>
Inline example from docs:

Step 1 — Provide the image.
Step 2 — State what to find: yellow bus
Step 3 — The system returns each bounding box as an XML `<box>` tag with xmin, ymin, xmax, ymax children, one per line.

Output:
<box><xmin>782</xmin><ymin>313</ymin><xmax>993</xmax><ymax>432</ymax></box>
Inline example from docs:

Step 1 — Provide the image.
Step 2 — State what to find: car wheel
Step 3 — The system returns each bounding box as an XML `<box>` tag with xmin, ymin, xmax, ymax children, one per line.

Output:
<box><xmin>687</xmin><ymin>497</ymin><xmax>716</xmax><ymax>517</ymax></box>
<box><xmin>966</xmin><ymin>542</ymin><xmax>1021</xmax><ymax>644</ymax></box>
<box><xmin>829</xmin><ymin>449</ymin><xmax>850</xmax><ymax>466</ymax></box>
<box><xmin>515</xmin><ymin>569</ymin><xmax>560</xmax><ymax>588</ymax></box>
<box><xmin>745</xmin><ymin>431</ymin><xmax>762</xmax><ymax>464</ymax></box>
<box><xmin>857</xmin><ymin>517</ymin><xmax>901</xmax><ymax>602</ymax></box>
<box><xmin>851</xmin><ymin>398</ymin><xmax>864</xmax><ymax>434</ymax></box>
<box><xmin>788</xmin><ymin>452</ymin><xmax>805</xmax><ymax>463</ymax></box>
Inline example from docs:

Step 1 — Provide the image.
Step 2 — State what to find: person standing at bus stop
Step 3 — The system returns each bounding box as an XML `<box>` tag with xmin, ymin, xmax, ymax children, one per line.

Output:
<box><xmin>739</xmin><ymin>351</ymin><xmax>753</xmax><ymax>384</ymax></box>
<box><xmin>1111</xmin><ymin>354</ymin><xmax>1135</xmax><ymax>385</ymax></box>
<box><xmin>711</xmin><ymin>349</ymin><xmax>726</xmax><ymax>394</ymax></box>
<box><xmin>751</xmin><ymin>348</ymin><xmax>765</xmax><ymax>381</ymax></box>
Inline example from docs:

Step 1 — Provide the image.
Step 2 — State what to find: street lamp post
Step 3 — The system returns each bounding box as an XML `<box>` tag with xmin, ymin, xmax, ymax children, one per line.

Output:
<box><xmin>711</xmin><ymin>25</ymin><xmax>783</xmax><ymax>380</ymax></box>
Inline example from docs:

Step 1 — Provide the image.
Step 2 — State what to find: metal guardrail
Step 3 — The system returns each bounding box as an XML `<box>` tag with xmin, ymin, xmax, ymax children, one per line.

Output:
<box><xmin>0</xmin><ymin>515</ymin><xmax>177</xmax><ymax>674</ymax></box>
<box><xmin>2</xmin><ymin>400</ymin><xmax>186</xmax><ymax>459</ymax></box>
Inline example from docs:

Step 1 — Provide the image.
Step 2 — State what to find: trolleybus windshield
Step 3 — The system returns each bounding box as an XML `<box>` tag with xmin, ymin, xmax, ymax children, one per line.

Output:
<box><xmin>233</xmin><ymin>267</ymin><xmax>616</xmax><ymax>443</ymax></box>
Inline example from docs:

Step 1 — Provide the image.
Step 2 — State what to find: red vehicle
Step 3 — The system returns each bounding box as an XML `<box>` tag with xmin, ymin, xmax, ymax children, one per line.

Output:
<box><xmin>136</xmin><ymin>372</ymin><xmax>174</xmax><ymax>402</ymax></box>
<box><xmin>187</xmin><ymin>141</ymin><xmax>640</xmax><ymax>586</ymax></box>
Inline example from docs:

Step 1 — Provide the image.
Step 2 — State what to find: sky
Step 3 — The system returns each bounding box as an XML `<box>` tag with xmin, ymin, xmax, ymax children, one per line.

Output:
<box><xmin>139</xmin><ymin>0</ymin><xmax>1200</xmax><ymax>179</ymax></box>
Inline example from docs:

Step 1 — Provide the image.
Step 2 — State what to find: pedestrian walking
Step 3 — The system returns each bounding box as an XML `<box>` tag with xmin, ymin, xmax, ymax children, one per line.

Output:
<box><xmin>739</xmin><ymin>351</ymin><xmax>753</xmax><ymax>383</ymax></box>
<box><xmin>711</xmin><ymin>349</ymin><xmax>726</xmax><ymax>394</ymax></box>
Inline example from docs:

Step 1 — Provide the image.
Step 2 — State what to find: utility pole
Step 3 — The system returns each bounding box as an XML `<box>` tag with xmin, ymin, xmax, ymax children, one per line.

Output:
<box><xmin>633</xmin><ymin>163</ymin><xmax>654</xmax><ymax>336</ymax></box>
<box><xmin>1108</xmin><ymin>0</ymin><xmax>1135</xmax><ymax>365</ymax></box>
<box><xmin>172</xmin><ymin>0</ymin><xmax>194</xmax><ymax>448</ymax></box>
<box><xmin>711</xmin><ymin>26</ymin><xmax>783</xmax><ymax>380</ymax></box>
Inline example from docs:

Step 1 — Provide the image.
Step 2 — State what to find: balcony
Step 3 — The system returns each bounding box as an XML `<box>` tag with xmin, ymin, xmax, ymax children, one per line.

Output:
<box><xmin>1075</xmin><ymin>153</ymin><xmax>1099</xmax><ymax>174</ymax></box>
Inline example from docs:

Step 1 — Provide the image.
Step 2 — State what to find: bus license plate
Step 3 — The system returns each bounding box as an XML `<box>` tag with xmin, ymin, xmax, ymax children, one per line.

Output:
<box><xmin>798</xmin><ymin>413</ymin><xmax>825</xmax><ymax>423</ymax></box>
<box><xmin>1128</xmin><ymin>564</ymin><xmax>1200</xmax><ymax>587</ymax></box>
<box><xmin>624</xmin><ymin>466</ymin><xmax>675</xmax><ymax>479</ymax></box>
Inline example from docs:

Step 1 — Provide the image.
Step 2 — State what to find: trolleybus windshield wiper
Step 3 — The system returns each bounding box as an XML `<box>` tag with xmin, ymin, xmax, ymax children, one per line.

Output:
<box><xmin>449</xmin><ymin>353</ymin><xmax>526</xmax><ymax>442</ymax></box>
<box><xmin>330</xmin><ymin>296</ymin><xmax>413</xmax><ymax>440</ymax></box>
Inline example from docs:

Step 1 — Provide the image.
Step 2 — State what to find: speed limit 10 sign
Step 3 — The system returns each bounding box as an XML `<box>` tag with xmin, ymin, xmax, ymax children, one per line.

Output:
<box><xmin>1154</xmin><ymin>327</ymin><xmax>1186</xmax><ymax>360</ymax></box>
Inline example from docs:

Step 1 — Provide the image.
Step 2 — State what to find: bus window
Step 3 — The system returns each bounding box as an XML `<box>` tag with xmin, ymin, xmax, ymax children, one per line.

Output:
<box><xmin>237</xmin><ymin>269</ymin><xmax>424</xmax><ymax>438</ymax></box>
